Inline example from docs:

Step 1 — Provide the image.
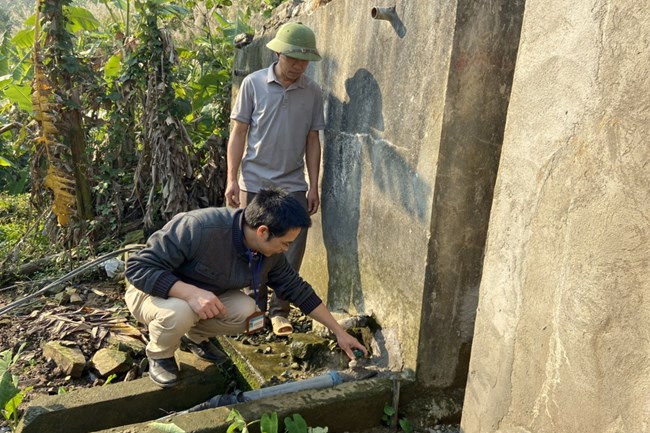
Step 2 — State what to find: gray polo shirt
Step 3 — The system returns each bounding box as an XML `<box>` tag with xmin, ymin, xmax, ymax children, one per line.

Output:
<box><xmin>231</xmin><ymin>63</ymin><xmax>325</xmax><ymax>193</ymax></box>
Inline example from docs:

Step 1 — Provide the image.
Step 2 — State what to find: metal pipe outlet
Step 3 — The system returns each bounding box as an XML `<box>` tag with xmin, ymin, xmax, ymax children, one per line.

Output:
<box><xmin>371</xmin><ymin>6</ymin><xmax>396</xmax><ymax>21</ymax></box>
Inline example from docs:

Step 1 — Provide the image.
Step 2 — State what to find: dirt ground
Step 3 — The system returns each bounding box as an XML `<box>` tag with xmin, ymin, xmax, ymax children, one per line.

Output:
<box><xmin>0</xmin><ymin>278</ymin><xmax>141</xmax><ymax>408</ymax></box>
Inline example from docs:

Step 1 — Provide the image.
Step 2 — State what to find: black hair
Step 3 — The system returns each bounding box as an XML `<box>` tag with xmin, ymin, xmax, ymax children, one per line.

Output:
<box><xmin>243</xmin><ymin>187</ymin><xmax>311</xmax><ymax>238</ymax></box>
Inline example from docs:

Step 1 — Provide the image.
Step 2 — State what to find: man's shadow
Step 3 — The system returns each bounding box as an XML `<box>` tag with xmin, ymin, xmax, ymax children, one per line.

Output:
<box><xmin>322</xmin><ymin>69</ymin><xmax>384</xmax><ymax>314</ymax></box>
<box><xmin>322</xmin><ymin>68</ymin><xmax>432</xmax><ymax>315</ymax></box>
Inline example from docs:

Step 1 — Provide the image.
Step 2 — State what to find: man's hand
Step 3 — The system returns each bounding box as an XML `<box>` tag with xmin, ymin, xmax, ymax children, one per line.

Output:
<box><xmin>187</xmin><ymin>289</ymin><xmax>228</xmax><ymax>320</ymax></box>
<box><xmin>307</xmin><ymin>303</ymin><xmax>367</xmax><ymax>360</ymax></box>
<box><xmin>334</xmin><ymin>329</ymin><xmax>368</xmax><ymax>360</ymax></box>
<box><xmin>225</xmin><ymin>181</ymin><xmax>241</xmax><ymax>208</ymax></box>
<box><xmin>169</xmin><ymin>281</ymin><xmax>228</xmax><ymax>320</ymax></box>
<box><xmin>307</xmin><ymin>188</ymin><xmax>320</xmax><ymax>215</ymax></box>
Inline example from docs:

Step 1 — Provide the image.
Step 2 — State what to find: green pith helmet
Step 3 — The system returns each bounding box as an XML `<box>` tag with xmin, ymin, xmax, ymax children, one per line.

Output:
<box><xmin>266</xmin><ymin>22</ymin><xmax>322</xmax><ymax>62</ymax></box>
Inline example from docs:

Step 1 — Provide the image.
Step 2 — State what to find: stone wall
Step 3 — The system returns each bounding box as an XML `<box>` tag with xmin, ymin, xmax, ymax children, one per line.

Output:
<box><xmin>462</xmin><ymin>0</ymin><xmax>650</xmax><ymax>432</ymax></box>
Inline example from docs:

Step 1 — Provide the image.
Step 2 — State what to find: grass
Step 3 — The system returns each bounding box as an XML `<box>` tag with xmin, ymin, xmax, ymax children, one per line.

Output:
<box><xmin>0</xmin><ymin>193</ymin><xmax>50</xmax><ymax>273</ymax></box>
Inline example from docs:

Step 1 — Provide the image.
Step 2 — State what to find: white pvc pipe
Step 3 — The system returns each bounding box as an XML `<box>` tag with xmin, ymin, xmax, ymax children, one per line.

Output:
<box><xmin>241</xmin><ymin>371</ymin><xmax>342</xmax><ymax>401</ymax></box>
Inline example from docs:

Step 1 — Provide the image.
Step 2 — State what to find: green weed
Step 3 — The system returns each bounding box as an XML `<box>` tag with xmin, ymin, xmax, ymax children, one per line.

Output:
<box><xmin>0</xmin><ymin>343</ymin><xmax>32</xmax><ymax>431</ymax></box>
<box><xmin>148</xmin><ymin>408</ymin><xmax>330</xmax><ymax>433</ymax></box>
<box><xmin>382</xmin><ymin>404</ymin><xmax>412</xmax><ymax>433</ymax></box>
<box><xmin>227</xmin><ymin>409</ymin><xmax>328</xmax><ymax>433</ymax></box>
<box><xmin>0</xmin><ymin>193</ymin><xmax>49</xmax><ymax>268</ymax></box>
<box><xmin>103</xmin><ymin>374</ymin><xmax>117</xmax><ymax>386</ymax></box>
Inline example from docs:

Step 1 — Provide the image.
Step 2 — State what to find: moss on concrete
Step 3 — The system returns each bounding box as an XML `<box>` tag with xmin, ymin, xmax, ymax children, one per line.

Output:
<box><xmin>217</xmin><ymin>335</ymin><xmax>304</xmax><ymax>388</ymax></box>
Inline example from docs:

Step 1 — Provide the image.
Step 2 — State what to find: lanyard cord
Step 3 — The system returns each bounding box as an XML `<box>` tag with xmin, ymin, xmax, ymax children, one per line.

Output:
<box><xmin>247</xmin><ymin>250</ymin><xmax>263</xmax><ymax>307</ymax></box>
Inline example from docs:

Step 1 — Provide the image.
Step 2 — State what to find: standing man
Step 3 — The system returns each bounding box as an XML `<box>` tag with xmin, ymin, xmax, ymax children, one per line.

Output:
<box><xmin>125</xmin><ymin>188</ymin><xmax>366</xmax><ymax>387</ymax></box>
<box><xmin>225</xmin><ymin>22</ymin><xmax>325</xmax><ymax>337</ymax></box>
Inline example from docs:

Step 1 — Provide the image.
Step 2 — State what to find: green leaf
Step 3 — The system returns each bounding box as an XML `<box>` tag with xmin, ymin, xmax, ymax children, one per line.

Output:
<box><xmin>7</xmin><ymin>169</ymin><xmax>29</xmax><ymax>195</ymax></box>
<box><xmin>0</xmin><ymin>156</ymin><xmax>12</xmax><ymax>167</ymax></box>
<box><xmin>0</xmin><ymin>371</ymin><xmax>19</xmax><ymax>410</ymax></box>
<box><xmin>260</xmin><ymin>412</ymin><xmax>278</xmax><ymax>433</ymax></box>
<box><xmin>174</xmin><ymin>98</ymin><xmax>192</xmax><ymax>117</ymax></box>
<box><xmin>0</xmin><ymin>350</ymin><xmax>12</xmax><ymax>375</ymax></box>
<box><xmin>284</xmin><ymin>414</ymin><xmax>309</xmax><ymax>433</ymax></box>
<box><xmin>23</xmin><ymin>14</ymin><xmax>36</xmax><ymax>27</ymax></box>
<box><xmin>0</xmin><ymin>32</ymin><xmax>9</xmax><ymax>76</ymax></box>
<box><xmin>103</xmin><ymin>374</ymin><xmax>117</xmax><ymax>385</ymax></box>
<box><xmin>198</xmin><ymin>71</ymin><xmax>229</xmax><ymax>86</ymax></box>
<box><xmin>197</xmin><ymin>71</ymin><xmax>229</xmax><ymax>98</ymax></box>
<box><xmin>9</xmin><ymin>51</ymin><xmax>33</xmax><ymax>82</ymax></box>
<box><xmin>398</xmin><ymin>418</ymin><xmax>413</xmax><ymax>433</ymax></box>
<box><xmin>3</xmin><ymin>84</ymin><xmax>32</xmax><ymax>112</ymax></box>
<box><xmin>0</xmin><ymin>74</ymin><xmax>11</xmax><ymax>89</ymax></box>
<box><xmin>64</xmin><ymin>7</ymin><xmax>100</xmax><ymax>32</ymax></box>
<box><xmin>102</xmin><ymin>0</ymin><xmax>128</xmax><ymax>11</ymax></box>
<box><xmin>212</xmin><ymin>11</ymin><xmax>230</xmax><ymax>28</ymax></box>
<box><xmin>148</xmin><ymin>421</ymin><xmax>187</xmax><ymax>433</ymax></box>
<box><xmin>383</xmin><ymin>404</ymin><xmax>396</xmax><ymax>417</ymax></box>
<box><xmin>160</xmin><ymin>4</ymin><xmax>189</xmax><ymax>17</ymax></box>
<box><xmin>3</xmin><ymin>385</ymin><xmax>31</xmax><ymax>421</ymax></box>
<box><xmin>103</xmin><ymin>53</ymin><xmax>123</xmax><ymax>81</ymax></box>
<box><xmin>11</xmin><ymin>28</ymin><xmax>35</xmax><ymax>52</ymax></box>
<box><xmin>11</xmin><ymin>343</ymin><xmax>26</xmax><ymax>365</ymax></box>
<box><xmin>226</xmin><ymin>409</ymin><xmax>248</xmax><ymax>433</ymax></box>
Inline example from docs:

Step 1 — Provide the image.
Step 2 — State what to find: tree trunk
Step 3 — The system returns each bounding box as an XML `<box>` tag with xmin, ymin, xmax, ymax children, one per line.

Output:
<box><xmin>67</xmin><ymin>93</ymin><xmax>94</xmax><ymax>221</ymax></box>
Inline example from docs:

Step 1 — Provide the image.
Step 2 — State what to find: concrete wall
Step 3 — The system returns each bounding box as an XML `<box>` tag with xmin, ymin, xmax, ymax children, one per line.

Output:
<box><xmin>414</xmin><ymin>0</ymin><xmax>523</xmax><ymax>388</ymax></box>
<box><xmin>462</xmin><ymin>0</ymin><xmax>650</xmax><ymax>432</ymax></box>
<box><xmin>308</xmin><ymin>1</ymin><xmax>454</xmax><ymax>377</ymax></box>
<box><xmin>233</xmin><ymin>0</ymin><xmax>523</xmax><ymax>386</ymax></box>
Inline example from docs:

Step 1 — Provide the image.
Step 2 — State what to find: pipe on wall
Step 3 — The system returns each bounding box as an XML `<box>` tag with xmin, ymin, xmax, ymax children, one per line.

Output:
<box><xmin>371</xmin><ymin>6</ymin><xmax>396</xmax><ymax>21</ymax></box>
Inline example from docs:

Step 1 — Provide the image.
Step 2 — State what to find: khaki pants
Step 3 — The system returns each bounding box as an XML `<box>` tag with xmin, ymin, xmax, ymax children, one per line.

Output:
<box><xmin>125</xmin><ymin>284</ymin><xmax>256</xmax><ymax>359</ymax></box>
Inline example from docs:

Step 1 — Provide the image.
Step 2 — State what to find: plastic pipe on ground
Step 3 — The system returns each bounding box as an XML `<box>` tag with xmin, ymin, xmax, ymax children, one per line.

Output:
<box><xmin>185</xmin><ymin>371</ymin><xmax>343</xmax><ymax>412</ymax></box>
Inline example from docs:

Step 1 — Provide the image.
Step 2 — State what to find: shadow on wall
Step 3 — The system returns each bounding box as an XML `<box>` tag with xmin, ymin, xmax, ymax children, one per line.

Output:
<box><xmin>322</xmin><ymin>68</ymin><xmax>432</xmax><ymax>314</ymax></box>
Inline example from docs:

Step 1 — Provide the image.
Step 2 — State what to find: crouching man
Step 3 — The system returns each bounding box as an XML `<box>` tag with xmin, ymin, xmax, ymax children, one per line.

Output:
<box><xmin>125</xmin><ymin>187</ymin><xmax>367</xmax><ymax>387</ymax></box>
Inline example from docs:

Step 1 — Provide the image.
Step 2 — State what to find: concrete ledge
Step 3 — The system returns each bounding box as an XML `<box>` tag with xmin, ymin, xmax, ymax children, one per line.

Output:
<box><xmin>17</xmin><ymin>351</ymin><xmax>227</xmax><ymax>433</ymax></box>
<box><xmin>94</xmin><ymin>377</ymin><xmax>394</xmax><ymax>433</ymax></box>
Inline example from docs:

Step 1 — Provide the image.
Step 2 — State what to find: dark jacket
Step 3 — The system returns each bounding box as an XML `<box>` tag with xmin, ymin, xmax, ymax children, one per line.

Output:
<box><xmin>125</xmin><ymin>208</ymin><xmax>322</xmax><ymax>314</ymax></box>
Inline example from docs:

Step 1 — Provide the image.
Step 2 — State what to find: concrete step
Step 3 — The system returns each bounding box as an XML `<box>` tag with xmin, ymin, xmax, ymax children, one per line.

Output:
<box><xmin>93</xmin><ymin>377</ymin><xmax>393</xmax><ymax>433</ymax></box>
<box><xmin>16</xmin><ymin>351</ymin><xmax>226</xmax><ymax>433</ymax></box>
